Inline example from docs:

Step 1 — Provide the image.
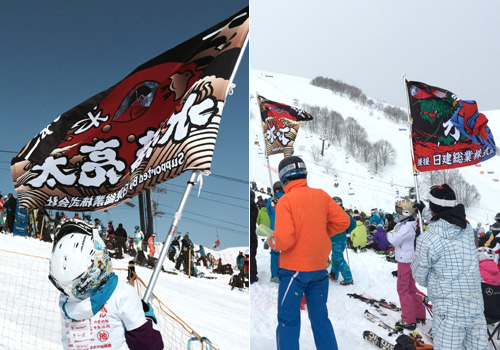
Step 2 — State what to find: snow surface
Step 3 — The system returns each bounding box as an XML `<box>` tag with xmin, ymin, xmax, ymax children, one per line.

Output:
<box><xmin>249</xmin><ymin>70</ymin><xmax>500</xmax><ymax>349</ymax></box>
<box><xmin>0</xmin><ymin>234</ymin><xmax>249</xmax><ymax>350</ymax></box>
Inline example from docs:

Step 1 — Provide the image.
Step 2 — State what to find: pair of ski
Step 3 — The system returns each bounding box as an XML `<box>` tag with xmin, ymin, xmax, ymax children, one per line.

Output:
<box><xmin>363</xmin><ymin>330</ymin><xmax>434</xmax><ymax>350</ymax></box>
<box><xmin>364</xmin><ymin>309</ymin><xmax>403</xmax><ymax>337</ymax></box>
<box><xmin>364</xmin><ymin>309</ymin><xmax>433</xmax><ymax>346</ymax></box>
<box><xmin>363</xmin><ymin>330</ymin><xmax>397</xmax><ymax>350</ymax></box>
<box><xmin>348</xmin><ymin>293</ymin><xmax>401</xmax><ymax>316</ymax></box>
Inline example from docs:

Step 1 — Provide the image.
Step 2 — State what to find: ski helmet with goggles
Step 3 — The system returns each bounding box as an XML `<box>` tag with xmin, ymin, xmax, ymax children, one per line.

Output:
<box><xmin>278</xmin><ymin>156</ymin><xmax>307</xmax><ymax>184</ymax></box>
<box><xmin>273</xmin><ymin>181</ymin><xmax>284</xmax><ymax>194</ymax></box>
<box><xmin>477</xmin><ymin>247</ymin><xmax>496</xmax><ymax>261</ymax></box>
<box><xmin>49</xmin><ymin>219</ymin><xmax>112</xmax><ymax>299</ymax></box>
<box><xmin>332</xmin><ymin>196</ymin><xmax>343</xmax><ymax>206</ymax></box>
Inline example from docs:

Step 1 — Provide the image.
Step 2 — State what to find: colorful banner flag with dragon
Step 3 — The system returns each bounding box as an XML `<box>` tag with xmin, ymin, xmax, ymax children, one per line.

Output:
<box><xmin>11</xmin><ymin>7</ymin><xmax>249</xmax><ymax>211</ymax></box>
<box><xmin>258</xmin><ymin>95</ymin><xmax>313</xmax><ymax>157</ymax></box>
<box><xmin>406</xmin><ymin>80</ymin><xmax>496</xmax><ymax>172</ymax></box>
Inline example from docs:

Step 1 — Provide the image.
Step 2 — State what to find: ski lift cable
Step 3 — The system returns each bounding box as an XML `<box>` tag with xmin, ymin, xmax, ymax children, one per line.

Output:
<box><xmin>165</xmin><ymin>188</ymin><xmax>248</xmax><ymax>210</ymax></box>
<box><xmin>310</xmin><ymin>164</ymin><xmax>410</xmax><ymax>190</ymax></box>
<box><xmin>160</xmin><ymin>211</ymin><xmax>248</xmax><ymax>236</ymax></box>
<box><xmin>157</xmin><ymin>203</ymin><xmax>248</xmax><ymax>229</ymax></box>
<box><xmin>165</xmin><ymin>182</ymin><xmax>247</xmax><ymax>202</ymax></box>
<box><xmin>316</xmin><ymin>168</ymin><xmax>408</xmax><ymax>197</ymax></box>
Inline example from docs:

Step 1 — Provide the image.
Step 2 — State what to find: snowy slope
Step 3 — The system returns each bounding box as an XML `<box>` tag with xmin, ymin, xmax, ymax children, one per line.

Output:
<box><xmin>249</xmin><ymin>70</ymin><xmax>500</xmax><ymax>349</ymax></box>
<box><xmin>250</xmin><ymin>69</ymin><xmax>500</xmax><ymax>225</ymax></box>
<box><xmin>0</xmin><ymin>234</ymin><xmax>249</xmax><ymax>350</ymax></box>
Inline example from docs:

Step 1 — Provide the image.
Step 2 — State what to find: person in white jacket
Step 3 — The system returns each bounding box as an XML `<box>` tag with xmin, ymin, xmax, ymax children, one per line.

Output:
<box><xmin>387</xmin><ymin>206</ymin><xmax>426</xmax><ymax>331</ymax></box>
<box><xmin>412</xmin><ymin>184</ymin><xmax>487</xmax><ymax>350</ymax></box>
<box><xmin>48</xmin><ymin>219</ymin><xmax>163</xmax><ymax>350</ymax></box>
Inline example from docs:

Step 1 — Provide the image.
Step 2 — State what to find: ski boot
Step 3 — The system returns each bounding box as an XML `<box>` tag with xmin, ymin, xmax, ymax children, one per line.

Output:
<box><xmin>416</xmin><ymin>318</ymin><xmax>426</xmax><ymax>325</ymax></box>
<box><xmin>270</xmin><ymin>276</ymin><xmax>280</xmax><ymax>284</ymax></box>
<box><xmin>340</xmin><ymin>280</ymin><xmax>354</xmax><ymax>286</ymax></box>
<box><xmin>395</xmin><ymin>320</ymin><xmax>416</xmax><ymax>331</ymax></box>
<box><xmin>329</xmin><ymin>272</ymin><xmax>337</xmax><ymax>282</ymax></box>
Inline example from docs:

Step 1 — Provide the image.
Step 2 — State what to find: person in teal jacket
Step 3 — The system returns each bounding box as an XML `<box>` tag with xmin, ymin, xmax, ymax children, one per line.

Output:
<box><xmin>330</xmin><ymin>197</ymin><xmax>356</xmax><ymax>285</ymax></box>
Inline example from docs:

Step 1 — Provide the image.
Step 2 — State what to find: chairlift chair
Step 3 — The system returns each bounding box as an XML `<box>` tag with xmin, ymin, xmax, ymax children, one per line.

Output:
<box><xmin>348</xmin><ymin>183</ymin><xmax>355</xmax><ymax>196</ymax></box>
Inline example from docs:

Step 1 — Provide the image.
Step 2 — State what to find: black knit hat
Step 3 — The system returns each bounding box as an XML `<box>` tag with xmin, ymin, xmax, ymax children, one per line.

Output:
<box><xmin>428</xmin><ymin>184</ymin><xmax>457</xmax><ymax>213</ymax></box>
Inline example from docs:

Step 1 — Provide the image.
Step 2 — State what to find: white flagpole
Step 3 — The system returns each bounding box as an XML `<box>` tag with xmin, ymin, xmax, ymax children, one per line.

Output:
<box><xmin>256</xmin><ymin>92</ymin><xmax>276</xmax><ymax>196</ymax></box>
<box><xmin>225</xmin><ymin>31</ymin><xmax>249</xmax><ymax>98</ymax></box>
<box><xmin>143</xmin><ymin>170</ymin><xmax>200</xmax><ymax>303</ymax></box>
<box><xmin>402</xmin><ymin>75</ymin><xmax>424</xmax><ymax>236</ymax></box>
<box><xmin>143</xmin><ymin>27</ymin><xmax>249</xmax><ymax>302</ymax></box>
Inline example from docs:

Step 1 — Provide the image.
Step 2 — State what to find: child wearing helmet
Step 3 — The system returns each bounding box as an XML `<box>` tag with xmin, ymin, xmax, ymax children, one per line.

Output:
<box><xmin>49</xmin><ymin>219</ymin><xmax>163</xmax><ymax>349</ymax></box>
<box><xmin>387</xmin><ymin>201</ymin><xmax>426</xmax><ymax>331</ymax></box>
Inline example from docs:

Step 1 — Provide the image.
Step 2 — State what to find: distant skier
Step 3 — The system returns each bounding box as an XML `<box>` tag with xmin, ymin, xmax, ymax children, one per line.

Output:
<box><xmin>176</xmin><ymin>233</ymin><xmax>195</xmax><ymax>276</ymax></box>
<box><xmin>4</xmin><ymin>193</ymin><xmax>17</xmax><ymax>233</ymax></box>
<box><xmin>133</xmin><ymin>225</ymin><xmax>144</xmax><ymax>252</ymax></box>
<box><xmin>213</xmin><ymin>239</ymin><xmax>220</xmax><ymax>249</ymax></box>
<box><xmin>48</xmin><ymin>219</ymin><xmax>163</xmax><ymax>349</ymax></box>
<box><xmin>329</xmin><ymin>196</ymin><xmax>356</xmax><ymax>286</ymax></box>
<box><xmin>236</xmin><ymin>251</ymin><xmax>245</xmax><ymax>272</ymax></box>
<box><xmin>148</xmin><ymin>234</ymin><xmax>156</xmax><ymax>258</ymax></box>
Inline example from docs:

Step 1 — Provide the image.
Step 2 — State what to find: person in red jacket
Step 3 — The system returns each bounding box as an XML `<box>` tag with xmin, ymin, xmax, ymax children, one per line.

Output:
<box><xmin>268</xmin><ymin>156</ymin><xmax>350</xmax><ymax>350</ymax></box>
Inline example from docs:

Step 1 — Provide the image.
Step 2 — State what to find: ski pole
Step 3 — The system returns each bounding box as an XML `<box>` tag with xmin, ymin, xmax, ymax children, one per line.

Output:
<box><xmin>345</xmin><ymin>241</ymin><xmax>350</xmax><ymax>267</ymax></box>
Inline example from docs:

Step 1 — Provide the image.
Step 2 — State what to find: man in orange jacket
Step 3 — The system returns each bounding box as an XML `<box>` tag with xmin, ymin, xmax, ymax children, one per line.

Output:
<box><xmin>268</xmin><ymin>156</ymin><xmax>350</xmax><ymax>350</ymax></box>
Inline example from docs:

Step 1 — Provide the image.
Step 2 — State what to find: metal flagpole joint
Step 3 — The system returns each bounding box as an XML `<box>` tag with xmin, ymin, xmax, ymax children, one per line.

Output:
<box><xmin>402</xmin><ymin>74</ymin><xmax>424</xmax><ymax>236</ymax></box>
<box><xmin>143</xmin><ymin>170</ymin><xmax>200</xmax><ymax>303</ymax></box>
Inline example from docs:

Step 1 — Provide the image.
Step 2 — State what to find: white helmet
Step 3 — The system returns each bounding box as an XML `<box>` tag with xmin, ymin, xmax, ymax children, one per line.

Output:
<box><xmin>49</xmin><ymin>219</ymin><xmax>112</xmax><ymax>299</ymax></box>
<box><xmin>477</xmin><ymin>247</ymin><xmax>495</xmax><ymax>262</ymax></box>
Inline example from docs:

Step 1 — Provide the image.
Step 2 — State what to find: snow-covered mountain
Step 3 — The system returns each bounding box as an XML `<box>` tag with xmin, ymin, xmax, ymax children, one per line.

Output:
<box><xmin>250</xmin><ymin>69</ymin><xmax>500</xmax><ymax>226</ymax></box>
<box><xmin>249</xmin><ymin>69</ymin><xmax>500</xmax><ymax>349</ymax></box>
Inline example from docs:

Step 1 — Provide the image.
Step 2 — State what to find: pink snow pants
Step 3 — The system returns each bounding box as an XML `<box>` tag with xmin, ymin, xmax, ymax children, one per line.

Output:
<box><xmin>397</xmin><ymin>262</ymin><xmax>426</xmax><ymax>323</ymax></box>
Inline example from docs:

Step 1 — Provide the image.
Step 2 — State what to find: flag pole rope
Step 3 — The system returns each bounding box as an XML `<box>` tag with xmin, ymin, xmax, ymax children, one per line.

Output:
<box><xmin>143</xmin><ymin>170</ymin><xmax>200</xmax><ymax>303</ymax></box>
<box><xmin>402</xmin><ymin>75</ymin><xmax>424</xmax><ymax>236</ymax></box>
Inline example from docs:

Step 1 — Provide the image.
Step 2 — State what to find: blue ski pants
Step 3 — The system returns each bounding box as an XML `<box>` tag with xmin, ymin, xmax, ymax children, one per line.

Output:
<box><xmin>276</xmin><ymin>268</ymin><xmax>338</xmax><ymax>350</ymax></box>
<box><xmin>330</xmin><ymin>240</ymin><xmax>352</xmax><ymax>283</ymax></box>
<box><xmin>270</xmin><ymin>250</ymin><xmax>280</xmax><ymax>278</ymax></box>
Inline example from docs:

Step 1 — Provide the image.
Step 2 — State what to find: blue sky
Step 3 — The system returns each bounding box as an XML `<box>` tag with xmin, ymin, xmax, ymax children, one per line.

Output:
<box><xmin>0</xmin><ymin>1</ymin><xmax>249</xmax><ymax>248</ymax></box>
